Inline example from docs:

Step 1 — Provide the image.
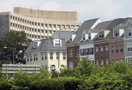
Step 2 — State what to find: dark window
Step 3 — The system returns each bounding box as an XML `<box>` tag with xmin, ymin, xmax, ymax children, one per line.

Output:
<box><xmin>111</xmin><ymin>46</ymin><xmax>114</xmax><ymax>53</ymax></box>
<box><xmin>120</xmin><ymin>45</ymin><xmax>123</xmax><ymax>52</ymax></box>
<box><xmin>116</xmin><ymin>45</ymin><xmax>118</xmax><ymax>53</ymax></box>
<box><xmin>50</xmin><ymin>53</ymin><xmax>53</xmax><ymax>60</ymax></box>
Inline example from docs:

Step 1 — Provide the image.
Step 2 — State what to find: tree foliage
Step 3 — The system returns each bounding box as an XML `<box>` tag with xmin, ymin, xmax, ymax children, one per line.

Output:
<box><xmin>0</xmin><ymin>31</ymin><xmax>31</xmax><ymax>63</ymax></box>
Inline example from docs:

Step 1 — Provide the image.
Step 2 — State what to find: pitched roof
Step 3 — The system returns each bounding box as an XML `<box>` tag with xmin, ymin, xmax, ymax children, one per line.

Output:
<box><xmin>94</xmin><ymin>18</ymin><xmax>130</xmax><ymax>41</ymax></box>
<box><xmin>67</xmin><ymin>18</ymin><xmax>100</xmax><ymax>44</ymax></box>
<box><xmin>25</xmin><ymin>31</ymin><xmax>70</xmax><ymax>53</ymax></box>
<box><xmin>94</xmin><ymin>20</ymin><xmax>112</xmax><ymax>30</ymax></box>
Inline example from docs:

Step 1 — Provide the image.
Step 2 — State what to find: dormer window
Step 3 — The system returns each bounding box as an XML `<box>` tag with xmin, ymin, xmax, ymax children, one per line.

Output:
<box><xmin>114</xmin><ymin>30</ymin><xmax>119</xmax><ymax>37</ymax></box>
<box><xmin>128</xmin><ymin>28</ymin><xmax>132</xmax><ymax>36</ymax></box>
<box><xmin>53</xmin><ymin>39</ymin><xmax>62</xmax><ymax>47</ymax></box>
<box><xmin>88</xmin><ymin>33</ymin><xmax>91</xmax><ymax>40</ymax></box>
<box><xmin>70</xmin><ymin>35</ymin><xmax>72</xmax><ymax>41</ymax></box>
<box><xmin>33</xmin><ymin>40</ymin><xmax>41</xmax><ymax>48</ymax></box>
<box><xmin>99</xmin><ymin>31</ymin><xmax>104</xmax><ymax>38</ymax></box>
<box><xmin>83</xmin><ymin>33</ymin><xmax>85</xmax><ymax>40</ymax></box>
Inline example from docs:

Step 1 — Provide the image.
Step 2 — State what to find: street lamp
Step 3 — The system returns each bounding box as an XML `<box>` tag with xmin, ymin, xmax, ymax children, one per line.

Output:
<box><xmin>4</xmin><ymin>47</ymin><xmax>15</xmax><ymax>64</ymax></box>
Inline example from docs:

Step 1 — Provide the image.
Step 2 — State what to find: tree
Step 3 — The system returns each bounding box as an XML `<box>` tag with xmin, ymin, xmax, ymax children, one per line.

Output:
<box><xmin>0</xmin><ymin>31</ymin><xmax>31</xmax><ymax>64</ymax></box>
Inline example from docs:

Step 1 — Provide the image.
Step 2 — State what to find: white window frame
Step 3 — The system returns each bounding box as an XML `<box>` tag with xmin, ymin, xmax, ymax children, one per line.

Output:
<box><xmin>128</xmin><ymin>28</ymin><xmax>132</xmax><ymax>37</ymax></box>
<box><xmin>127</xmin><ymin>43</ymin><xmax>132</xmax><ymax>52</ymax></box>
<box><xmin>69</xmin><ymin>62</ymin><xmax>74</xmax><ymax>70</ymax></box>
<box><xmin>69</xmin><ymin>50</ymin><xmax>73</xmax><ymax>58</ymax></box>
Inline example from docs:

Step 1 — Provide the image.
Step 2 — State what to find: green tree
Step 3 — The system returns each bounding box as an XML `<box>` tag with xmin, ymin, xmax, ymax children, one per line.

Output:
<box><xmin>0</xmin><ymin>31</ymin><xmax>31</xmax><ymax>64</ymax></box>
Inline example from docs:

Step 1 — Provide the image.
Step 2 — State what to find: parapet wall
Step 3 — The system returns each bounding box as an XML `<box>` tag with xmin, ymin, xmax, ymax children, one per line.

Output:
<box><xmin>14</xmin><ymin>7</ymin><xmax>78</xmax><ymax>22</ymax></box>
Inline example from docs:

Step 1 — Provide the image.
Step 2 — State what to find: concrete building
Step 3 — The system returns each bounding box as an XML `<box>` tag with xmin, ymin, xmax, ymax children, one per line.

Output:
<box><xmin>66</xmin><ymin>18</ymin><xmax>102</xmax><ymax>69</ymax></box>
<box><xmin>0</xmin><ymin>7</ymin><xmax>81</xmax><ymax>41</ymax></box>
<box><xmin>2</xmin><ymin>64</ymin><xmax>40</xmax><ymax>75</ymax></box>
<box><xmin>25</xmin><ymin>31</ymin><xmax>70</xmax><ymax>71</ymax></box>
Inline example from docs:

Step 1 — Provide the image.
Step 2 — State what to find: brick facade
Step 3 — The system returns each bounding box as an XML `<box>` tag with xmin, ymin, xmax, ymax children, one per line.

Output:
<box><xmin>67</xmin><ymin>45</ymin><xmax>79</xmax><ymax>69</ymax></box>
<box><xmin>109</xmin><ymin>40</ymin><xmax>125</xmax><ymax>62</ymax></box>
<box><xmin>94</xmin><ymin>42</ymin><xmax>109</xmax><ymax>66</ymax></box>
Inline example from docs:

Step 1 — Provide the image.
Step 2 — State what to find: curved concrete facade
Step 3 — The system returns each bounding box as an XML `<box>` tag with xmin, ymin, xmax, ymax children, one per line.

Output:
<box><xmin>0</xmin><ymin>7</ymin><xmax>81</xmax><ymax>41</ymax></box>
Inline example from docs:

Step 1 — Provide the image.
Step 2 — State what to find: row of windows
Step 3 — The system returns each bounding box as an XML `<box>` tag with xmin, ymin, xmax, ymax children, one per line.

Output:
<box><xmin>10</xmin><ymin>23</ymin><xmax>60</xmax><ymax>34</ymax></box>
<box><xmin>26</xmin><ymin>52</ymin><xmax>66</xmax><ymax>62</ymax></box>
<box><xmin>98</xmin><ymin>28</ymin><xmax>132</xmax><ymax>39</ymax></box>
<box><xmin>111</xmin><ymin>45</ymin><xmax>123</xmax><ymax>53</ymax></box>
<box><xmin>80</xmin><ymin>48</ymin><xmax>94</xmax><ymax>56</ymax></box>
<box><xmin>10</xmin><ymin>16</ymin><xmax>79</xmax><ymax>29</ymax></box>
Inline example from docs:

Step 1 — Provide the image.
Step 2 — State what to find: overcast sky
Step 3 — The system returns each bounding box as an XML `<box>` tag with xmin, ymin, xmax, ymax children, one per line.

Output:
<box><xmin>0</xmin><ymin>0</ymin><xmax>131</xmax><ymax>22</ymax></box>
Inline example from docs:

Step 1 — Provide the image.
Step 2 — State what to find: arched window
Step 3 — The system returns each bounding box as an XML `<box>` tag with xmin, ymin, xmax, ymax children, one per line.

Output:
<box><xmin>69</xmin><ymin>62</ymin><xmax>74</xmax><ymax>70</ymax></box>
<box><xmin>51</xmin><ymin>65</ymin><xmax>55</xmax><ymax>70</ymax></box>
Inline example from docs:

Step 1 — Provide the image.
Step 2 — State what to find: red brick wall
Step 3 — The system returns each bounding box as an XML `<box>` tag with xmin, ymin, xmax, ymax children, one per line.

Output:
<box><xmin>94</xmin><ymin>42</ymin><xmax>109</xmax><ymax>66</ymax></box>
<box><xmin>109</xmin><ymin>40</ymin><xmax>125</xmax><ymax>62</ymax></box>
<box><xmin>67</xmin><ymin>45</ymin><xmax>79</xmax><ymax>69</ymax></box>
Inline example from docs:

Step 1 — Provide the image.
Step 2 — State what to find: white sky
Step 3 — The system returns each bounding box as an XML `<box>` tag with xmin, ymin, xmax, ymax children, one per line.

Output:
<box><xmin>0</xmin><ymin>0</ymin><xmax>132</xmax><ymax>22</ymax></box>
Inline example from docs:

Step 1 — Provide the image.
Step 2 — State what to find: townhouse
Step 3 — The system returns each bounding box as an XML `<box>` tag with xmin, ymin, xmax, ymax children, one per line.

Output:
<box><xmin>66</xmin><ymin>18</ymin><xmax>102</xmax><ymax>69</ymax></box>
<box><xmin>25</xmin><ymin>31</ymin><xmax>70</xmax><ymax>71</ymax></box>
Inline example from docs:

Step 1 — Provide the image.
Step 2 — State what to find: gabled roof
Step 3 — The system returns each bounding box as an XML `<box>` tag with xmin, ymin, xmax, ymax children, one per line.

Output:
<box><xmin>67</xmin><ymin>18</ymin><xmax>100</xmax><ymax>44</ymax></box>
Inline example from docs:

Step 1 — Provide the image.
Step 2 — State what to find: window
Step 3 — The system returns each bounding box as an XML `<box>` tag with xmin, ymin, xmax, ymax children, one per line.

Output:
<box><xmin>81</xmin><ymin>49</ymin><xmax>84</xmax><ymax>55</ymax></box>
<box><xmin>120</xmin><ymin>45</ymin><xmax>123</xmax><ymax>52</ymax></box>
<box><xmin>53</xmin><ymin>24</ymin><xmax>56</xmax><ymax>28</ymax></box>
<box><xmin>99</xmin><ymin>31</ymin><xmax>104</xmax><ymax>38</ymax></box>
<box><xmin>61</xmin><ymin>25</ymin><xmax>65</xmax><ymax>29</ymax></box>
<box><xmin>53</xmin><ymin>39</ymin><xmax>62</xmax><ymax>47</ymax></box>
<box><xmin>82</xmin><ymin>33</ymin><xmax>85</xmax><ymax>40</ymax></box>
<box><xmin>63</xmin><ymin>52</ymin><xmax>66</xmax><ymax>60</ymax></box>
<box><xmin>48</xmin><ymin>24</ymin><xmax>52</xmax><ymax>28</ymax></box>
<box><xmin>69</xmin><ymin>62</ymin><xmax>73</xmax><ymax>70</ymax></box>
<box><xmin>88</xmin><ymin>33</ymin><xmax>91</xmax><ymax>40</ymax></box>
<box><xmin>106</xmin><ymin>60</ymin><xmax>108</xmax><ymax>65</ymax></box>
<box><xmin>45</xmin><ymin>53</ymin><xmax>47</xmax><ymax>60</ymax></box>
<box><xmin>70</xmin><ymin>35</ymin><xmax>72</xmax><ymax>41</ymax></box>
<box><xmin>27</xmin><ymin>55</ymin><xmax>29</xmax><ymax>62</ymax></box>
<box><xmin>96</xmin><ymin>47</ymin><xmax>98</xmax><ymax>55</ymax></box>
<box><xmin>45</xmin><ymin>30</ymin><xmax>47</xmax><ymax>33</ymax></box>
<box><xmin>96</xmin><ymin>60</ymin><xmax>99</xmax><ymax>66</ymax></box>
<box><xmin>116</xmin><ymin>45</ymin><xmax>118</xmax><ymax>53</ymax></box>
<box><xmin>86</xmin><ymin>49</ymin><xmax>88</xmax><ymax>55</ymax></box>
<box><xmin>34</xmin><ymin>54</ymin><xmax>36</xmax><ymax>61</ymax></box>
<box><xmin>106</xmin><ymin>46</ymin><xmax>108</xmax><ymax>52</ymax></box>
<box><xmin>114</xmin><ymin>30</ymin><xmax>119</xmax><ymax>37</ymax></box>
<box><xmin>69</xmin><ymin>50</ymin><xmax>73</xmax><ymax>58</ymax></box>
<box><xmin>66</xmin><ymin>25</ymin><xmax>70</xmax><ymax>29</ymax></box>
<box><xmin>36</xmin><ymin>54</ymin><xmax>38</xmax><ymax>60</ymax></box>
<box><xmin>127</xmin><ymin>57</ymin><xmax>132</xmax><ymax>65</ymax></box>
<box><xmin>30</xmin><ymin>54</ymin><xmax>32</xmax><ymax>61</ymax></box>
<box><xmin>56</xmin><ymin>53</ymin><xmax>59</xmax><ymax>60</ymax></box>
<box><xmin>33</xmin><ymin>42</ymin><xmax>37</xmax><ymax>48</ymax></box>
<box><xmin>128</xmin><ymin>28</ymin><xmax>132</xmax><ymax>36</ymax></box>
<box><xmin>41</xmin><ymin>53</ymin><xmax>43</xmax><ymax>60</ymax></box>
<box><xmin>101</xmin><ymin>60</ymin><xmax>104</xmax><ymax>66</ymax></box>
<box><xmin>51</xmin><ymin>65</ymin><xmax>55</xmax><ymax>70</ymax></box>
<box><xmin>77</xmin><ymin>49</ymin><xmax>80</xmax><ymax>56</ymax></box>
<box><xmin>71</xmin><ymin>25</ymin><xmax>75</xmax><ymax>29</ymax></box>
<box><xmin>111</xmin><ymin>46</ymin><xmax>114</xmax><ymax>53</ymax></box>
<box><xmin>101</xmin><ymin>47</ymin><xmax>103</xmax><ymax>54</ymax></box>
<box><xmin>127</xmin><ymin>43</ymin><xmax>132</xmax><ymax>52</ymax></box>
<box><xmin>116</xmin><ymin>59</ymin><xmax>119</xmax><ymax>62</ymax></box>
<box><xmin>50</xmin><ymin>52</ymin><xmax>53</xmax><ymax>60</ymax></box>
<box><xmin>90</xmin><ymin>48</ymin><xmax>94</xmax><ymax>54</ymax></box>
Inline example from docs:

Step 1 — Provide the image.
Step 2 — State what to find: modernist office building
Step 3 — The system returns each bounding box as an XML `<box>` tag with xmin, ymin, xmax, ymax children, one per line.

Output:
<box><xmin>0</xmin><ymin>7</ymin><xmax>81</xmax><ymax>41</ymax></box>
